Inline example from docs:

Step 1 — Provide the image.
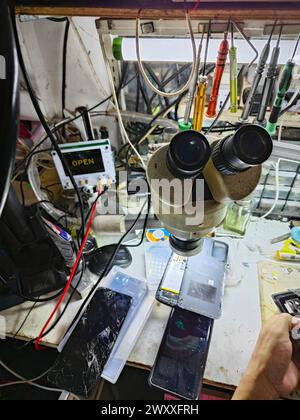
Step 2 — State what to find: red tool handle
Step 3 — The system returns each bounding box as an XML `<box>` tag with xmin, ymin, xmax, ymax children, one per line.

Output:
<box><xmin>206</xmin><ymin>39</ymin><xmax>229</xmax><ymax>118</ymax></box>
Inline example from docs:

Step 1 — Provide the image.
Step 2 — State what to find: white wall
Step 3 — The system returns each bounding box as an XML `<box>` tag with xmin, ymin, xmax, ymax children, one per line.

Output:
<box><xmin>17</xmin><ymin>16</ymin><xmax>119</xmax><ymax>147</ymax></box>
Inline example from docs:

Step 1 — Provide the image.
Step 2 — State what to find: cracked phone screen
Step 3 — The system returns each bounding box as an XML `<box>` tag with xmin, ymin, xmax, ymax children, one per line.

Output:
<box><xmin>47</xmin><ymin>288</ymin><xmax>131</xmax><ymax>397</ymax></box>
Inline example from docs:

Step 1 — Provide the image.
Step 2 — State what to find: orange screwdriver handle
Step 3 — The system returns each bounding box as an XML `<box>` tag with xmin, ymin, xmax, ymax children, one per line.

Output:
<box><xmin>206</xmin><ymin>39</ymin><xmax>229</xmax><ymax>118</ymax></box>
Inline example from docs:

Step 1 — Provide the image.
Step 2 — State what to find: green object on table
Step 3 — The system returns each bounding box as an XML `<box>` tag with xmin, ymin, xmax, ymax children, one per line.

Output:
<box><xmin>223</xmin><ymin>200</ymin><xmax>252</xmax><ymax>236</ymax></box>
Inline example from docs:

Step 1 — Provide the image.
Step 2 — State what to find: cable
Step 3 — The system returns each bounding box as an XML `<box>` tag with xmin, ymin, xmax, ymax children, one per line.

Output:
<box><xmin>279</xmin><ymin>88</ymin><xmax>300</xmax><ymax>118</ymax></box>
<box><xmin>0</xmin><ymin>369</ymin><xmax>47</xmax><ymax>388</ymax></box>
<box><xmin>62</xmin><ymin>18</ymin><xmax>70</xmax><ymax>118</ymax></box>
<box><xmin>11</xmin><ymin>12</ymin><xmax>86</xmax><ymax>243</ymax></box>
<box><xmin>136</xmin><ymin>11</ymin><xmax>197</xmax><ymax>98</ymax></box>
<box><xmin>102</xmin><ymin>48</ymin><xmax>146</xmax><ymax>170</ymax></box>
<box><xmin>16</xmin><ymin>255</ymin><xmax>86</xmax><ymax>350</ymax></box>
<box><xmin>260</xmin><ymin>159</ymin><xmax>280</xmax><ymax>219</ymax></box>
<box><xmin>63</xmin><ymin>198</ymin><xmax>149</xmax><ymax>341</ymax></box>
<box><xmin>148</xmin><ymin>63</ymin><xmax>191</xmax><ymax>109</ymax></box>
<box><xmin>260</xmin><ymin>157</ymin><xmax>300</xmax><ymax>219</ymax></box>
<box><xmin>281</xmin><ymin>163</ymin><xmax>300</xmax><ymax>212</ymax></box>
<box><xmin>136</xmin><ymin>91</ymin><xmax>188</xmax><ymax>147</ymax></box>
<box><xmin>14</xmin><ymin>70</ymin><xmax>138</xmax><ymax>177</ymax></box>
<box><xmin>12</xmin><ymin>301</ymin><xmax>37</xmax><ymax>340</ymax></box>
<box><xmin>122</xmin><ymin>91</ymin><xmax>188</xmax><ymax>169</ymax></box>
<box><xmin>34</xmin><ymin>188</ymin><xmax>101</xmax><ymax>350</ymax></box>
<box><xmin>0</xmin><ymin>4</ymin><xmax>19</xmax><ymax>218</ymax></box>
<box><xmin>0</xmin><ymin>275</ymin><xmax>64</xmax><ymax>303</ymax></box>
<box><xmin>77</xmin><ymin>187</ymin><xmax>108</xmax><ymax>243</ymax></box>
<box><xmin>0</xmin><ymin>360</ymin><xmax>64</xmax><ymax>394</ymax></box>
<box><xmin>126</xmin><ymin>192</ymin><xmax>151</xmax><ymax>248</ymax></box>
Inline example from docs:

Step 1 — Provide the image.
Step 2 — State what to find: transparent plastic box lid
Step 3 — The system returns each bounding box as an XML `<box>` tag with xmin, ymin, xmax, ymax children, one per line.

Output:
<box><xmin>101</xmin><ymin>267</ymin><xmax>155</xmax><ymax>384</ymax></box>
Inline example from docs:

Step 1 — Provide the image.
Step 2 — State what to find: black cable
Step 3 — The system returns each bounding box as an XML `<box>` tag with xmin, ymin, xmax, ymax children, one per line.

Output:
<box><xmin>126</xmin><ymin>192</ymin><xmax>151</xmax><ymax>248</ymax></box>
<box><xmin>12</xmin><ymin>301</ymin><xmax>38</xmax><ymax>340</ymax></box>
<box><xmin>77</xmin><ymin>187</ymin><xmax>108</xmax><ymax>242</ymax></box>
<box><xmin>0</xmin><ymin>274</ymin><xmax>64</xmax><ymax>303</ymax></box>
<box><xmin>16</xmin><ymin>188</ymin><xmax>108</xmax><ymax>346</ymax></box>
<box><xmin>148</xmin><ymin>63</ymin><xmax>191</xmax><ymax>108</ymax></box>
<box><xmin>11</xmin><ymin>11</ymin><xmax>86</xmax><ymax>244</ymax></box>
<box><xmin>0</xmin><ymin>3</ymin><xmax>19</xmax><ymax>217</ymax></box>
<box><xmin>14</xmin><ymin>66</ymin><xmax>137</xmax><ymax>176</ymax></box>
<box><xmin>17</xmin><ymin>256</ymin><xmax>85</xmax><ymax>349</ymax></box>
<box><xmin>279</xmin><ymin>98</ymin><xmax>300</xmax><ymax>118</ymax></box>
<box><xmin>143</xmin><ymin>63</ymin><xmax>168</xmax><ymax>110</ymax></box>
<box><xmin>62</xmin><ymin>18</ymin><xmax>70</xmax><ymax>118</ymax></box>
<box><xmin>64</xmin><ymin>199</ymin><xmax>148</xmax><ymax>338</ymax></box>
<box><xmin>33</xmin><ymin>257</ymin><xmax>86</xmax><ymax>343</ymax></box>
<box><xmin>135</xmin><ymin>74</ymin><xmax>141</xmax><ymax>113</ymax></box>
<box><xmin>14</xmin><ymin>73</ymin><xmax>138</xmax><ymax>176</ymax></box>
<box><xmin>125</xmin><ymin>90</ymin><xmax>188</xmax><ymax>166</ymax></box>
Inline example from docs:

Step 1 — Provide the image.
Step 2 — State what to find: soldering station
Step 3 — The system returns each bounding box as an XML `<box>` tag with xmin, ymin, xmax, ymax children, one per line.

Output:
<box><xmin>0</xmin><ymin>0</ymin><xmax>300</xmax><ymax>402</ymax></box>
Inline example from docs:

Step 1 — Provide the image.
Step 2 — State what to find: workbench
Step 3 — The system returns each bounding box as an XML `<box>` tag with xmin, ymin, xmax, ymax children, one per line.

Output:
<box><xmin>1</xmin><ymin>219</ymin><xmax>291</xmax><ymax>391</ymax></box>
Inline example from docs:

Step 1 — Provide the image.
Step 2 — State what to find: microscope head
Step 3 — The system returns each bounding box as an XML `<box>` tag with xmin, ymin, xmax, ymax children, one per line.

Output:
<box><xmin>147</xmin><ymin>125</ymin><xmax>273</xmax><ymax>256</ymax></box>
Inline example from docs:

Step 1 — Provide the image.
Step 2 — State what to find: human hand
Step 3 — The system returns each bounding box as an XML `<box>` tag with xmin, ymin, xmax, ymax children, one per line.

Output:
<box><xmin>233</xmin><ymin>314</ymin><xmax>300</xmax><ymax>400</ymax></box>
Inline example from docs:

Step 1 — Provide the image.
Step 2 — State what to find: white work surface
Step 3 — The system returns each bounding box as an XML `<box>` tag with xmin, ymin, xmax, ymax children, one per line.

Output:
<box><xmin>2</xmin><ymin>219</ymin><xmax>290</xmax><ymax>389</ymax></box>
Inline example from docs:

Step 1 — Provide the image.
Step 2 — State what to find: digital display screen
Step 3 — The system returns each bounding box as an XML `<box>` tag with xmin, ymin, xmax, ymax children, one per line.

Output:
<box><xmin>63</xmin><ymin>149</ymin><xmax>105</xmax><ymax>176</ymax></box>
<box><xmin>150</xmin><ymin>307</ymin><xmax>213</xmax><ymax>400</ymax></box>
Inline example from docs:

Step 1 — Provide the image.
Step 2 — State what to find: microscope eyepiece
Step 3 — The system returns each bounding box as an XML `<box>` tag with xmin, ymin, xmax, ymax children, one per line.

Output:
<box><xmin>167</xmin><ymin>130</ymin><xmax>211</xmax><ymax>178</ymax></box>
<box><xmin>212</xmin><ymin>124</ymin><xmax>273</xmax><ymax>175</ymax></box>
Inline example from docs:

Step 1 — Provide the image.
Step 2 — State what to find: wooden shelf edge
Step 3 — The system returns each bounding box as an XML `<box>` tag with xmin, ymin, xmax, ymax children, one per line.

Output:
<box><xmin>15</xmin><ymin>7</ymin><xmax>300</xmax><ymax>21</ymax></box>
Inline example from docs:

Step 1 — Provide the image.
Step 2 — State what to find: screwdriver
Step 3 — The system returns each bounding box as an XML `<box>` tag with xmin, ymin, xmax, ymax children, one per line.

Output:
<box><xmin>266</xmin><ymin>33</ymin><xmax>300</xmax><ymax>136</ymax></box>
<box><xmin>183</xmin><ymin>28</ymin><xmax>205</xmax><ymax>129</ymax></box>
<box><xmin>257</xmin><ymin>25</ymin><xmax>283</xmax><ymax>125</ymax></box>
<box><xmin>229</xmin><ymin>23</ymin><xmax>238</xmax><ymax>113</ymax></box>
<box><xmin>193</xmin><ymin>76</ymin><xmax>209</xmax><ymax>131</ymax></box>
<box><xmin>240</xmin><ymin>21</ymin><xmax>277</xmax><ymax>123</ymax></box>
<box><xmin>206</xmin><ymin>23</ymin><xmax>230</xmax><ymax>119</ymax></box>
<box><xmin>193</xmin><ymin>22</ymin><xmax>211</xmax><ymax>131</ymax></box>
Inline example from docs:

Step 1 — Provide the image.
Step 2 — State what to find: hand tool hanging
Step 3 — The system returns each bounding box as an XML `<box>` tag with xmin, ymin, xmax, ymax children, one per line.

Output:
<box><xmin>206</xmin><ymin>22</ymin><xmax>230</xmax><ymax>119</ymax></box>
<box><xmin>266</xmin><ymin>32</ymin><xmax>300</xmax><ymax>136</ymax></box>
<box><xmin>229</xmin><ymin>23</ymin><xmax>238</xmax><ymax>113</ymax></box>
<box><xmin>256</xmin><ymin>24</ymin><xmax>283</xmax><ymax>125</ymax></box>
<box><xmin>193</xmin><ymin>21</ymin><xmax>211</xmax><ymax>131</ymax></box>
<box><xmin>182</xmin><ymin>27</ymin><xmax>206</xmax><ymax>130</ymax></box>
<box><xmin>240</xmin><ymin>21</ymin><xmax>277</xmax><ymax>123</ymax></box>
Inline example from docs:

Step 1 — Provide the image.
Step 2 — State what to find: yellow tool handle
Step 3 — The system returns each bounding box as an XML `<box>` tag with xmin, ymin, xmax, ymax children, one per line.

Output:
<box><xmin>229</xmin><ymin>47</ymin><xmax>238</xmax><ymax>113</ymax></box>
<box><xmin>193</xmin><ymin>80</ymin><xmax>207</xmax><ymax>131</ymax></box>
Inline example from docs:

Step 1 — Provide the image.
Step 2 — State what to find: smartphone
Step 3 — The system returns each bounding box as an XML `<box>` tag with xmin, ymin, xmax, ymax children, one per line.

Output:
<box><xmin>156</xmin><ymin>253</ymin><xmax>187</xmax><ymax>306</ymax></box>
<box><xmin>47</xmin><ymin>288</ymin><xmax>132</xmax><ymax>397</ymax></box>
<box><xmin>149</xmin><ymin>307</ymin><xmax>213</xmax><ymax>400</ymax></box>
<box><xmin>156</xmin><ymin>239</ymin><xmax>228</xmax><ymax>319</ymax></box>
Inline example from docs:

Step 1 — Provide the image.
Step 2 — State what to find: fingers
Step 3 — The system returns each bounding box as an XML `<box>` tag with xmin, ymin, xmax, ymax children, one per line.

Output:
<box><xmin>264</xmin><ymin>314</ymin><xmax>293</xmax><ymax>335</ymax></box>
<box><xmin>291</xmin><ymin>316</ymin><xmax>300</xmax><ymax>329</ymax></box>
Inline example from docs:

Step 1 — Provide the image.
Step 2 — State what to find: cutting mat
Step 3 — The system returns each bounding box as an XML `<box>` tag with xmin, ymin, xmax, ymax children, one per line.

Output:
<box><xmin>258</xmin><ymin>260</ymin><xmax>300</xmax><ymax>325</ymax></box>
